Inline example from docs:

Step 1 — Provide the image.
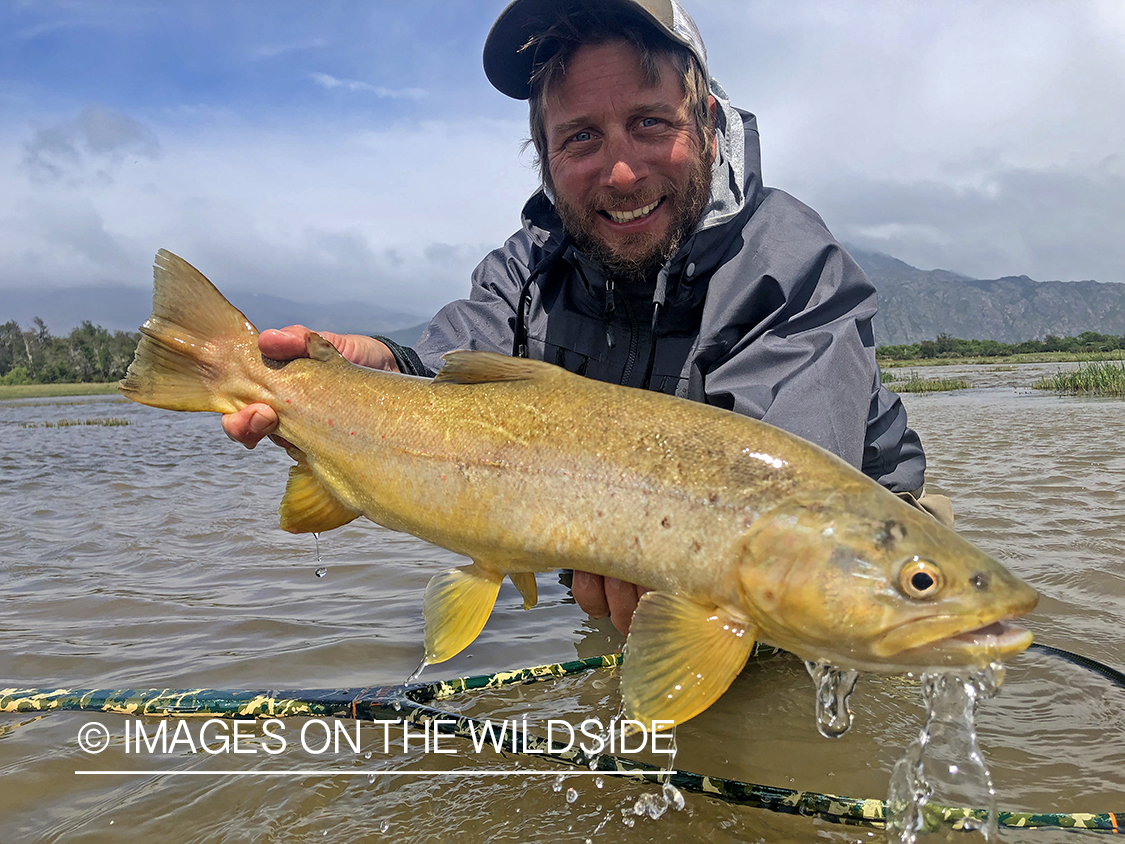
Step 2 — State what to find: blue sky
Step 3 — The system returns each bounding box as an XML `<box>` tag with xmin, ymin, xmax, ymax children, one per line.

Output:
<box><xmin>2</xmin><ymin>0</ymin><xmax>1123</xmax><ymax>323</ymax></box>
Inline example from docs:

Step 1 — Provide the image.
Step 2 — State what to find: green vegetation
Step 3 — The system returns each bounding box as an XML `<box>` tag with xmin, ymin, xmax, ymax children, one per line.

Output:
<box><xmin>0</xmin><ymin>382</ymin><xmax>123</xmax><ymax>400</ymax></box>
<box><xmin>877</xmin><ymin>331</ymin><xmax>1125</xmax><ymax>365</ymax></box>
<box><xmin>889</xmin><ymin>372</ymin><xmax>971</xmax><ymax>393</ymax></box>
<box><xmin>1033</xmin><ymin>361</ymin><xmax>1125</xmax><ymax>396</ymax></box>
<box><xmin>25</xmin><ymin>417</ymin><xmax>131</xmax><ymax>428</ymax></box>
<box><xmin>0</xmin><ymin>319</ymin><xmax>139</xmax><ymax>385</ymax></box>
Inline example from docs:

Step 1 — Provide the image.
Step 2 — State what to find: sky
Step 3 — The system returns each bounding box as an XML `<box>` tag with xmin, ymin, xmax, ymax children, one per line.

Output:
<box><xmin>2</xmin><ymin>0</ymin><xmax>1123</xmax><ymax>323</ymax></box>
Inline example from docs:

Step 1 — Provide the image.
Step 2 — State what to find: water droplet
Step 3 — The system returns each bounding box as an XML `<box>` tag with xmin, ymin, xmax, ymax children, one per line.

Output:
<box><xmin>364</xmin><ymin>751</ymin><xmax>372</xmax><ymax>760</ymax></box>
<box><xmin>632</xmin><ymin>792</ymin><xmax>668</xmax><ymax>820</ymax></box>
<box><xmin>662</xmin><ymin>782</ymin><xmax>685</xmax><ymax>811</ymax></box>
<box><xmin>379</xmin><ymin>820</ymin><xmax>390</xmax><ymax>833</ymax></box>
<box><xmin>392</xmin><ymin>701</ymin><xmax>401</xmax><ymax>711</ymax></box>
<box><xmin>367</xmin><ymin>773</ymin><xmax>375</xmax><ymax>784</ymax></box>
<box><xmin>805</xmin><ymin>659</ymin><xmax>859</xmax><ymax>738</ymax></box>
<box><xmin>622</xmin><ymin>817</ymin><xmax>635</xmax><ymax>828</ymax></box>
<box><xmin>553</xmin><ymin>775</ymin><xmax>565</xmax><ymax>793</ymax></box>
<box><xmin>595</xmin><ymin>776</ymin><xmax>604</xmax><ymax>789</ymax></box>
<box><xmin>566</xmin><ymin>787</ymin><xmax>578</xmax><ymax>804</ymax></box>
<box><xmin>315</xmin><ymin>566</ymin><xmax>328</xmax><ymax>578</ymax></box>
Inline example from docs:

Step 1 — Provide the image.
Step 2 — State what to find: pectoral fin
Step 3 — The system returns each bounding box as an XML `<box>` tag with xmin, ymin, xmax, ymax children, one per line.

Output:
<box><xmin>278</xmin><ymin>452</ymin><xmax>361</xmax><ymax>534</ymax></box>
<box><xmin>422</xmin><ymin>564</ymin><xmax>503</xmax><ymax>664</ymax></box>
<box><xmin>620</xmin><ymin>592</ymin><xmax>757</xmax><ymax>729</ymax></box>
<box><xmin>508</xmin><ymin>572</ymin><xmax>538</xmax><ymax>610</ymax></box>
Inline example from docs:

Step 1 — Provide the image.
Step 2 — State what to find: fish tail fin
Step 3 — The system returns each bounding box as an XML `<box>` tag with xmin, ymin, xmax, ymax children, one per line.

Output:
<box><xmin>421</xmin><ymin>563</ymin><xmax>503</xmax><ymax>665</ymax></box>
<box><xmin>118</xmin><ymin>249</ymin><xmax>261</xmax><ymax>413</ymax></box>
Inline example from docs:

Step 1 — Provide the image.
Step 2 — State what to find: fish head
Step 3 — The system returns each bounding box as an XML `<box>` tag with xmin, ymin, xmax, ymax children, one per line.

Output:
<box><xmin>736</xmin><ymin>488</ymin><xmax>1038</xmax><ymax>673</ymax></box>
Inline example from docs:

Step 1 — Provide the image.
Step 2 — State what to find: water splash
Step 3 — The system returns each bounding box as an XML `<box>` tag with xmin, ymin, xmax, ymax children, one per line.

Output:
<box><xmin>805</xmin><ymin>659</ymin><xmax>860</xmax><ymax>737</ymax></box>
<box><xmin>566</xmin><ymin>787</ymin><xmax>579</xmax><ymax>804</ymax></box>
<box><xmin>312</xmin><ymin>532</ymin><xmax>321</xmax><ymax>562</ymax></box>
<box><xmin>887</xmin><ymin>665</ymin><xmax>1004</xmax><ymax>844</ymax></box>
<box><xmin>314</xmin><ymin>566</ymin><xmax>328</xmax><ymax>578</ymax></box>
<box><xmin>405</xmin><ymin>658</ymin><xmax>426</xmax><ymax>685</ymax></box>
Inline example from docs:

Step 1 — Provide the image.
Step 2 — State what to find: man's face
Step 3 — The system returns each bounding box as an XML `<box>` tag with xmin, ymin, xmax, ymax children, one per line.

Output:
<box><xmin>543</xmin><ymin>41</ymin><xmax>713</xmax><ymax>283</ymax></box>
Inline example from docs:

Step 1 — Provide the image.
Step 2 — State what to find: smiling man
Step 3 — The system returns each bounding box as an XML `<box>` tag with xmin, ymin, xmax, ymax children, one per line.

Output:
<box><xmin>223</xmin><ymin>0</ymin><xmax>945</xmax><ymax>635</ymax></box>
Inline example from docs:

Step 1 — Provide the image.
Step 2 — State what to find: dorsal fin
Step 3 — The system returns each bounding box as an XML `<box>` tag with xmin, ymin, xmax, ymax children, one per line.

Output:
<box><xmin>434</xmin><ymin>350</ymin><xmax>562</xmax><ymax>384</ymax></box>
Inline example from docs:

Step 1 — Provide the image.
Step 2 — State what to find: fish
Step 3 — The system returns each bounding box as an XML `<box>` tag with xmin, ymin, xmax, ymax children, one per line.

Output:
<box><xmin>119</xmin><ymin>249</ymin><xmax>1039</xmax><ymax>730</ymax></box>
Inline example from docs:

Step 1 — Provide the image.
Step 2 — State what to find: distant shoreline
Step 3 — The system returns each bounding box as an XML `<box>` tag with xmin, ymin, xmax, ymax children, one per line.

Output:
<box><xmin>0</xmin><ymin>383</ymin><xmax>122</xmax><ymax>401</ymax></box>
<box><xmin>879</xmin><ymin>350</ymin><xmax>1125</xmax><ymax>368</ymax></box>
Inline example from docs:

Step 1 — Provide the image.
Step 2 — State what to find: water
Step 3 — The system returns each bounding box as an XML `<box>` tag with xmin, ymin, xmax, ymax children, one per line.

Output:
<box><xmin>886</xmin><ymin>668</ymin><xmax>1003</xmax><ymax>844</ymax></box>
<box><xmin>2</xmin><ymin>372</ymin><xmax>1124</xmax><ymax>842</ymax></box>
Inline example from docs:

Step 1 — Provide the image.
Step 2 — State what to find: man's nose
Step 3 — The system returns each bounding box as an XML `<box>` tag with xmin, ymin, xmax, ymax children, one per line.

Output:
<box><xmin>602</xmin><ymin>136</ymin><xmax>646</xmax><ymax>192</ymax></box>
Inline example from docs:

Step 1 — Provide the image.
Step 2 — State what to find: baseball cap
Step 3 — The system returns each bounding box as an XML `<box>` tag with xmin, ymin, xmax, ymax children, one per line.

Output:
<box><xmin>483</xmin><ymin>0</ymin><xmax>708</xmax><ymax>100</ymax></box>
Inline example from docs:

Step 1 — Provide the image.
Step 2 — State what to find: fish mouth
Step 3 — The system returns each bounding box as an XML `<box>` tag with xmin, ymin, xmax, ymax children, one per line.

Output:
<box><xmin>877</xmin><ymin>618</ymin><xmax>1034</xmax><ymax>670</ymax></box>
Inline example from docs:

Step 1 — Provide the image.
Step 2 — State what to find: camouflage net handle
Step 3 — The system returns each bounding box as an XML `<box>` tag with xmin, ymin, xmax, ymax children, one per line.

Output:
<box><xmin>2</xmin><ymin>646</ymin><xmax>1121</xmax><ymax>834</ymax></box>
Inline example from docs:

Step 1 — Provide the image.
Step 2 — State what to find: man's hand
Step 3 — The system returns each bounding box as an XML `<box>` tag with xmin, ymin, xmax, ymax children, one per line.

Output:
<box><xmin>220</xmin><ymin>326</ymin><xmax>399</xmax><ymax>448</ymax></box>
<box><xmin>571</xmin><ymin>571</ymin><xmax>651</xmax><ymax>636</ymax></box>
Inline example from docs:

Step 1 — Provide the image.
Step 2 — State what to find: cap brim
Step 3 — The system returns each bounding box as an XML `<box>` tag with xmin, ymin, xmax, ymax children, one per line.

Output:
<box><xmin>483</xmin><ymin>0</ymin><xmax>688</xmax><ymax>100</ymax></box>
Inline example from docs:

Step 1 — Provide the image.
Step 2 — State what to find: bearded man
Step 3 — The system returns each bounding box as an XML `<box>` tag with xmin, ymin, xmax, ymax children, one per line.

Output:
<box><xmin>223</xmin><ymin>0</ymin><xmax>945</xmax><ymax>634</ymax></box>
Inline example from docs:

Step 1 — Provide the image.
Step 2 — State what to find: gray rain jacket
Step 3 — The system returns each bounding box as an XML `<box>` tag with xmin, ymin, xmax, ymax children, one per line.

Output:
<box><xmin>398</xmin><ymin>85</ymin><xmax>925</xmax><ymax>493</ymax></box>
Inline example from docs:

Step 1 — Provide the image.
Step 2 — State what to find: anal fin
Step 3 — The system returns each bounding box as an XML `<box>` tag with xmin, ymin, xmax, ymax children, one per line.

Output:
<box><xmin>508</xmin><ymin>572</ymin><xmax>538</xmax><ymax>610</ymax></box>
<box><xmin>422</xmin><ymin>564</ymin><xmax>503</xmax><ymax>664</ymax></box>
<box><xmin>279</xmin><ymin>451</ymin><xmax>361</xmax><ymax>534</ymax></box>
<box><xmin>621</xmin><ymin>592</ymin><xmax>756</xmax><ymax>730</ymax></box>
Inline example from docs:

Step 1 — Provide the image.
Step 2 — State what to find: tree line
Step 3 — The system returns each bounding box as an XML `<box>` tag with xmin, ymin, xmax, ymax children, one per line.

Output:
<box><xmin>876</xmin><ymin>331</ymin><xmax>1125</xmax><ymax>361</ymax></box>
<box><xmin>0</xmin><ymin>319</ymin><xmax>140</xmax><ymax>385</ymax></box>
<box><xmin>4</xmin><ymin>318</ymin><xmax>1125</xmax><ymax>384</ymax></box>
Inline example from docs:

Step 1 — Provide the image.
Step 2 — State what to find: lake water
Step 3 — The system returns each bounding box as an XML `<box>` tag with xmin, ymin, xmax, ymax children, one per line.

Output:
<box><xmin>1</xmin><ymin>363</ymin><xmax>1123</xmax><ymax>843</ymax></box>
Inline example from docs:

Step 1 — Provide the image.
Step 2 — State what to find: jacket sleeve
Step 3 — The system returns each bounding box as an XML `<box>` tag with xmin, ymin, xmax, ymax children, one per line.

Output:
<box><xmin>692</xmin><ymin>191</ymin><xmax>926</xmax><ymax>492</ymax></box>
<box><xmin>411</xmin><ymin>229</ymin><xmax>539</xmax><ymax>376</ymax></box>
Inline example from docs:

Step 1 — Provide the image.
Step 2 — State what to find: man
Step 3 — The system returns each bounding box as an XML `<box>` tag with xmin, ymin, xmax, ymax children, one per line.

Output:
<box><xmin>223</xmin><ymin>0</ymin><xmax>943</xmax><ymax>634</ymax></box>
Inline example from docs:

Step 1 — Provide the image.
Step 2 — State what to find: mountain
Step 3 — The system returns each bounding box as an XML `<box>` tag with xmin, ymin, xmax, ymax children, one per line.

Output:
<box><xmin>849</xmin><ymin>248</ymin><xmax>1125</xmax><ymax>345</ymax></box>
<box><xmin>7</xmin><ymin>251</ymin><xmax>1125</xmax><ymax>348</ymax></box>
<box><xmin>1</xmin><ymin>285</ymin><xmax>428</xmax><ymax>338</ymax></box>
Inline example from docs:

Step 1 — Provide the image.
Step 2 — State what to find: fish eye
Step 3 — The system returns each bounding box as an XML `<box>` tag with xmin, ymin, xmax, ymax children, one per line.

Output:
<box><xmin>899</xmin><ymin>557</ymin><xmax>943</xmax><ymax>599</ymax></box>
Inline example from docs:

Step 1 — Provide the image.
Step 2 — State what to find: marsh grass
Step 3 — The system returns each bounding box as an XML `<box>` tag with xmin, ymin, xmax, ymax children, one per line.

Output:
<box><xmin>1033</xmin><ymin>361</ymin><xmax>1125</xmax><ymax>396</ymax></box>
<box><xmin>893</xmin><ymin>372</ymin><xmax>971</xmax><ymax>393</ymax></box>
<box><xmin>0</xmin><ymin>383</ymin><xmax>121</xmax><ymax>400</ymax></box>
<box><xmin>25</xmin><ymin>418</ymin><xmax>130</xmax><ymax>428</ymax></box>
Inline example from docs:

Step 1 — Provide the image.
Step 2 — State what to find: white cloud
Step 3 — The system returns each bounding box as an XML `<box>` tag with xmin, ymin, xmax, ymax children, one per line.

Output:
<box><xmin>309</xmin><ymin>73</ymin><xmax>427</xmax><ymax>100</ymax></box>
<box><xmin>0</xmin><ymin>107</ymin><xmax>540</xmax><ymax>319</ymax></box>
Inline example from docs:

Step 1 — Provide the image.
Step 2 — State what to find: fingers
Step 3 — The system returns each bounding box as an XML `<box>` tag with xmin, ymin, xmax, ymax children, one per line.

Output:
<box><xmin>572</xmin><ymin>571</ymin><xmax>610</xmax><ymax>619</ymax></box>
<box><xmin>571</xmin><ymin>572</ymin><xmax>649</xmax><ymax>636</ymax></box>
<box><xmin>258</xmin><ymin>326</ymin><xmax>314</xmax><ymax>360</ymax></box>
<box><xmin>604</xmin><ymin>577</ymin><xmax>641</xmax><ymax>636</ymax></box>
<box><xmin>258</xmin><ymin>326</ymin><xmax>399</xmax><ymax>372</ymax></box>
<box><xmin>221</xmin><ymin>403</ymin><xmax>279</xmax><ymax>449</ymax></box>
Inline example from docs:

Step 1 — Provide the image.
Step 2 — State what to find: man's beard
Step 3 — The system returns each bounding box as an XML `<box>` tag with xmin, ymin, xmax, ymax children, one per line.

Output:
<box><xmin>553</xmin><ymin>144</ymin><xmax>713</xmax><ymax>285</ymax></box>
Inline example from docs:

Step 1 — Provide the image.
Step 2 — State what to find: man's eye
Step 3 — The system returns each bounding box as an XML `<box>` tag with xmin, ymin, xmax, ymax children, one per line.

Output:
<box><xmin>570</xmin><ymin>130</ymin><xmax>592</xmax><ymax>143</ymax></box>
<box><xmin>640</xmin><ymin>117</ymin><xmax>661</xmax><ymax>128</ymax></box>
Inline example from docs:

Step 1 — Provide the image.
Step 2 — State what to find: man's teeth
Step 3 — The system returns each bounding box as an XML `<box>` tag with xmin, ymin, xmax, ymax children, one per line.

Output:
<box><xmin>605</xmin><ymin>199</ymin><xmax>660</xmax><ymax>223</ymax></box>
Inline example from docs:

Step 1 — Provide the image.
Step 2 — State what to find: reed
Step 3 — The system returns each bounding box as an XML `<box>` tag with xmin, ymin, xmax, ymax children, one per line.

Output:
<box><xmin>894</xmin><ymin>372</ymin><xmax>971</xmax><ymax>393</ymax></box>
<box><xmin>1032</xmin><ymin>361</ymin><xmax>1125</xmax><ymax>396</ymax></box>
<box><xmin>30</xmin><ymin>418</ymin><xmax>130</xmax><ymax>428</ymax></box>
<box><xmin>0</xmin><ymin>383</ymin><xmax>121</xmax><ymax>400</ymax></box>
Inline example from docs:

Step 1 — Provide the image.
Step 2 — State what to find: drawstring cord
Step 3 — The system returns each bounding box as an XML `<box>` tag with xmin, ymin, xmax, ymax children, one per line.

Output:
<box><xmin>512</xmin><ymin>233</ymin><xmax>571</xmax><ymax>358</ymax></box>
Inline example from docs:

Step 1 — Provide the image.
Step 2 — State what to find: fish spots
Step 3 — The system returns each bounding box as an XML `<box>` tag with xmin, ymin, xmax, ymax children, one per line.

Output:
<box><xmin>596</xmin><ymin>510</ymin><xmax>604</xmax><ymax>518</ymax></box>
<box><xmin>327</xmin><ymin>419</ymin><xmax>334</xmax><ymax>427</ymax></box>
<box><xmin>876</xmin><ymin>520</ymin><xmax>907</xmax><ymax>550</ymax></box>
<box><xmin>691</xmin><ymin>540</ymin><xmax>703</xmax><ymax>554</ymax></box>
<box><xmin>661</xmin><ymin>516</ymin><xmax>672</xmax><ymax>529</ymax></box>
<box><xmin>285</xmin><ymin>398</ymin><xmax>292</xmax><ymax>405</ymax></box>
<box><xmin>350</xmin><ymin>431</ymin><xmax>357</xmax><ymax>436</ymax></box>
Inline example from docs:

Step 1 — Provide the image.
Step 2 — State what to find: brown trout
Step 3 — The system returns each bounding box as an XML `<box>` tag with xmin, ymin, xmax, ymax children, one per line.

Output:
<box><xmin>119</xmin><ymin>250</ymin><xmax>1038</xmax><ymax>729</ymax></box>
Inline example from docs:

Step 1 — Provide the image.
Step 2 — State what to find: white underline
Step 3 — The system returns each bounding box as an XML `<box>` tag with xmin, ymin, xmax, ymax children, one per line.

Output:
<box><xmin>75</xmin><ymin>770</ymin><xmax>675</xmax><ymax>777</ymax></box>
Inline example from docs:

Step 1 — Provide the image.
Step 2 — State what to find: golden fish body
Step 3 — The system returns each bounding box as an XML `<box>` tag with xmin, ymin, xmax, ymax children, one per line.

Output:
<box><xmin>120</xmin><ymin>250</ymin><xmax>1038</xmax><ymax>728</ymax></box>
